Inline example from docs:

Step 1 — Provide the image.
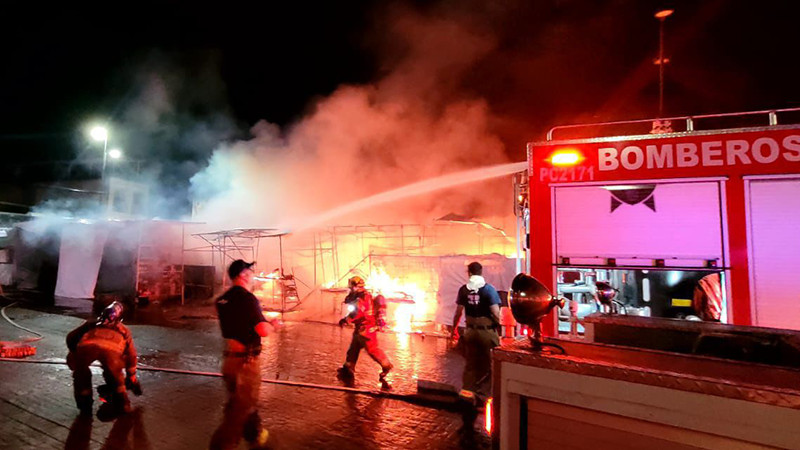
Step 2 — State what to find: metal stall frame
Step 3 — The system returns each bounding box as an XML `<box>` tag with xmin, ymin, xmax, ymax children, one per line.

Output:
<box><xmin>186</xmin><ymin>228</ymin><xmax>298</xmax><ymax>312</ymax></box>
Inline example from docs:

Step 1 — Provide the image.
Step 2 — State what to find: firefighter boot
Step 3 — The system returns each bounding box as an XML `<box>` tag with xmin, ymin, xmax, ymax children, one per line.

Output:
<box><xmin>250</xmin><ymin>429</ymin><xmax>270</xmax><ymax>449</ymax></box>
<box><xmin>96</xmin><ymin>384</ymin><xmax>112</xmax><ymax>403</ymax></box>
<box><xmin>458</xmin><ymin>389</ymin><xmax>479</xmax><ymax>424</ymax></box>
<box><xmin>243</xmin><ymin>412</ymin><xmax>269</xmax><ymax>449</ymax></box>
<box><xmin>337</xmin><ymin>364</ymin><xmax>355</xmax><ymax>386</ymax></box>
<box><xmin>75</xmin><ymin>394</ymin><xmax>93</xmax><ymax>417</ymax></box>
<box><xmin>379</xmin><ymin>362</ymin><xmax>393</xmax><ymax>390</ymax></box>
<box><xmin>110</xmin><ymin>391</ymin><xmax>132</xmax><ymax>415</ymax></box>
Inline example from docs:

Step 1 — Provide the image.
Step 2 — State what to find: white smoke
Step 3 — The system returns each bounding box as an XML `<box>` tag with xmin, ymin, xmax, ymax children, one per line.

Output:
<box><xmin>190</xmin><ymin>10</ymin><xmax>514</xmax><ymax>231</ymax></box>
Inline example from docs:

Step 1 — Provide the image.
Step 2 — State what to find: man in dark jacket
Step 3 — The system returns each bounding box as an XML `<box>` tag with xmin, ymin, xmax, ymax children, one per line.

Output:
<box><xmin>210</xmin><ymin>260</ymin><xmax>279</xmax><ymax>450</ymax></box>
<box><xmin>66</xmin><ymin>301</ymin><xmax>140</xmax><ymax>416</ymax></box>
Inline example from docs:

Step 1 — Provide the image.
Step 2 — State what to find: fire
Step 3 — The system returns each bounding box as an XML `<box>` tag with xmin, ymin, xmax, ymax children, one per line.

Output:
<box><xmin>254</xmin><ymin>269</ymin><xmax>281</xmax><ymax>281</ymax></box>
<box><xmin>485</xmin><ymin>397</ymin><xmax>493</xmax><ymax>434</ymax></box>
<box><xmin>253</xmin><ymin>270</ymin><xmax>282</xmax><ymax>304</ymax></box>
<box><xmin>364</xmin><ymin>267</ymin><xmax>432</xmax><ymax>333</ymax></box>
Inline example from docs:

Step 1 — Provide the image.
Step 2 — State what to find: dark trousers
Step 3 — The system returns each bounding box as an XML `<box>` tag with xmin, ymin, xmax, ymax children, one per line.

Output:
<box><xmin>345</xmin><ymin>330</ymin><xmax>391</xmax><ymax>370</ymax></box>
<box><xmin>210</xmin><ymin>353</ymin><xmax>263</xmax><ymax>450</ymax></box>
<box><xmin>462</xmin><ymin>325</ymin><xmax>499</xmax><ymax>401</ymax></box>
<box><xmin>67</xmin><ymin>343</ymin><xmax>127</xmax><ymax>407</ymax></box>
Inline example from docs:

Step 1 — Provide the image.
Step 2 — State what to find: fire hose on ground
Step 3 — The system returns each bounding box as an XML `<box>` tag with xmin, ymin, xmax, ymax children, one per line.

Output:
<box><xmin>0</xmin><ymin>357</ymin><xmax>458</xmax><ymax>408</ymax></box>
<box><xmin>0</xmin><ymin>301</ymin><xmax>460</xmax><ymax>410</ymax></box>
<box><xmin>0</xmin><ymin>301</ymin><xmax>42</xmax><ymax>357</ymax></box>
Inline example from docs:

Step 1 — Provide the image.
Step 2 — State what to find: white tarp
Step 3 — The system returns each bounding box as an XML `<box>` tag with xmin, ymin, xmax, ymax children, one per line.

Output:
<box><xmin>435</xmin><ymin>255</ymin><xmax>518</xmax><ymax>326</ymax></box>
<box><xmin>0</xmin><ymin>264</ymin><xmax>11</xmax><ymax>285</ymax></box>
<box><xmin>55</xmin><ymin>223</ymin><xmax>109</xmax><ymax>299</ymax></box>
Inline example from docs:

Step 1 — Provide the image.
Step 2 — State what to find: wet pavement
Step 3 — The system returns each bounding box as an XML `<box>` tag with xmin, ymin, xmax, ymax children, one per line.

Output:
<box><xmin>0</xmin><ymin>299</ymin><xmax>491</xmax><ymax>449</ymax></box>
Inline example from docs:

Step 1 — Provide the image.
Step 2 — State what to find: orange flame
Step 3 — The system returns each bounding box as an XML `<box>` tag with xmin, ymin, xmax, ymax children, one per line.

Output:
<box><xmin>485</xmin><ymin>397</ymin><xmax>493</xmax><ymax>434</ymax></box>
<box><xmin>364</xmin><ymin>267</ymin><xmax>432</xmax><ymax>333</ymax></box>
<box><xmin>253</xmin><ymin>270</ymin><xmax>283</xmax><ymax>304</ymax></box>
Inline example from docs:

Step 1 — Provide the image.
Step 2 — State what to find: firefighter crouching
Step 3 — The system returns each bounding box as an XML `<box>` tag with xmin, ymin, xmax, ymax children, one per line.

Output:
<box><xmin>66</xmin><ymin>301</ymin><xmax>141</xmax><ymax>416</ymax></box>
<box><xmin>337</xmin><ymin>276</ymin><xmax>393</xmax><ymax>388</ymax></box>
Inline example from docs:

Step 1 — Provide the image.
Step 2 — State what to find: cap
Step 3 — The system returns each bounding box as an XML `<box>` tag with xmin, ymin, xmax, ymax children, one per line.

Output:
<box><xmin>228</xmin><ymin>260</ymin><xmax>255</xmax><ymax>280</ymax></box>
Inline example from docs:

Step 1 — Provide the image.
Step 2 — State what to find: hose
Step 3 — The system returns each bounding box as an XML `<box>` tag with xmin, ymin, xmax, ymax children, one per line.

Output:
<box><xmin>0</xmin><ymin>357</ymin><xmax>447</xmax><ymax>406</ymax></box>
<box><xmin>1</xmin><ymin>301</ymin><xmax>44</xmax><ymax>343</ymax></box>
<box><xmin>0</xmin><ymin>301</ymin><xmax>453</xmax><ymax>408</ymax></box>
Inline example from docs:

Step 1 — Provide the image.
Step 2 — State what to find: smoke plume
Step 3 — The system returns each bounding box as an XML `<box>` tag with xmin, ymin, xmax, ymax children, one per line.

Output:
<box><xmin>190</xmin><ymin>9</ymin><xmax>513</xmax><ymax>231</ymax></box>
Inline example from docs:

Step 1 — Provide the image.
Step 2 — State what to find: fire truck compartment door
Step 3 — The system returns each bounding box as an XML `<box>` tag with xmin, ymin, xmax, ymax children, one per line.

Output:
<box><xmin>554</xmin><ymin>181</ymin><xmax>724</xmax><ymax>267</ymax></box>
<box><xmin>748</xmin><ymin>178</ymin><xmax>800</xmax><ymax>331</ymax></box>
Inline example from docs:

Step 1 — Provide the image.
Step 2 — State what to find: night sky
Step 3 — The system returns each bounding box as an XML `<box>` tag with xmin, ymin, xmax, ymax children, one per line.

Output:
<box><xmin>2</xmin><ymin>0</ymin><xmax>799</xmax><ymax>213</ymax></box>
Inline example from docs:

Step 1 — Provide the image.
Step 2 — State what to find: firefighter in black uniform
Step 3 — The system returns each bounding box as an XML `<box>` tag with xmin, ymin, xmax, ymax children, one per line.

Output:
<box><xmin>210</xmin><ymin>260</ymin><xmax>279</xmax><ymax>450</ymax></box>
<box><xmin>66</xmin><ymin>301</ymin><xmax>141</xmax><ymax>417</ymax></box>
<box><xmin>450</xmin><ymin>262</ymin><xmax>501</xmax><ymax>411</ymax></box>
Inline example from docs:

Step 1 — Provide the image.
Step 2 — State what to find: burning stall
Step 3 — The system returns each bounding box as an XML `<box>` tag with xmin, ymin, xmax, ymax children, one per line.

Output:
<box><xmin>184</xmin><ymin>220</ymin><xmax>523</xmax><ymax>332</ymax></box>
<box><xmin>185</xmin><ymin>228</ymin><xmax>299</xmax><ymax>313</ymax></box>
<box><xmin>307</xmin><ymin>221</ymin><xmax>520</xmax><ymax>332</ymax></box>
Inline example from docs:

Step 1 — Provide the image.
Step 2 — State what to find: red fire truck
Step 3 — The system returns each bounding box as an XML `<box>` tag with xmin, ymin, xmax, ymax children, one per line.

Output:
<box><xmin>488</xmin><ymin>109</ymin><xmax>800</xmax><ymax>449</ymax></box>
<box><xmin>525</xmin><ymin>108</ymin><xmax>800</xmax><ymax>335</ymax></box>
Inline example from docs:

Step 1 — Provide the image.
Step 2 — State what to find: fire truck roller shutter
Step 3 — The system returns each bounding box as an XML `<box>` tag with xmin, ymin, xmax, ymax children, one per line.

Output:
<box><xmin>553</xmin><ymin>181</ymin><xmax>725</xmax><ymax>268</ymax></box>
<box><xmin>747</xmin><ymin>178</ymin><xmax>800</xmax><ymax>330</ymax></box>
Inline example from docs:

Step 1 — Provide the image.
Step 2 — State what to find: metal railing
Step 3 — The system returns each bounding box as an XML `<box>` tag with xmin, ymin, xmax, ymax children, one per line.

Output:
<box><xmin>546</xmin><ymin>107</ymin><xmax>800</xmax><ymax>141</ymax></box>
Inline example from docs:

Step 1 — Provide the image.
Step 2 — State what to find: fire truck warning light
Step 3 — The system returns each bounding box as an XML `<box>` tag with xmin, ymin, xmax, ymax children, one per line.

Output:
<box><xmin>549</xmin><ymin>149</ymin><xmax>584</xmax><ymax>166</ymax></box>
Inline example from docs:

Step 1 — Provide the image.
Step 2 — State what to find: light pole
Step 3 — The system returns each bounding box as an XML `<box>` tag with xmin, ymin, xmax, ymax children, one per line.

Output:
<box><xmin>655</xmin><ymin>9</ymin><xmax>674</xmax><ymax>118</ymax></box>
<box><xmin>90</xmin><ymin>126</ymin><xmax>109</xmax><ymax>179</ymax></box>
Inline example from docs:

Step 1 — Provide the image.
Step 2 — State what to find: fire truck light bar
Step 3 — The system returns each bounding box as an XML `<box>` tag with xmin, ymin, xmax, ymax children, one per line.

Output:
<box><xmin>548</xmin><ymin>149</ymin><xmax>584</xmax><ymax>166</ymax></box>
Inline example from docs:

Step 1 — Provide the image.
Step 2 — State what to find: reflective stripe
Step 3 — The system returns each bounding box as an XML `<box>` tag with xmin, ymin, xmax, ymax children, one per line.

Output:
<box><xmin>459</xmin><ymin>389</ymin><xmax>475</xmax><ymax>399</ymax></box>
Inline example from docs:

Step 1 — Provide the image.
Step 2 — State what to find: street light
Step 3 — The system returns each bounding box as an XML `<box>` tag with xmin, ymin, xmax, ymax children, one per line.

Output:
<box><xmin>89</xmin><ymin>125</ymin><xmax>109</xmax><ymax>179</ymax></box>
<box><xmin>654</xmin><ymin>9</ymin><xmax>674</xmax><ymax>117</ymax></box>
<box><xmin>90</xmin><ymin>126</ymin><xmax>108</xmax><ymax>142</ymax></box>
<box><xmin>108</xmin><ymin>148</ymin><xmax>123</xmax><ymax>159</ymax></box>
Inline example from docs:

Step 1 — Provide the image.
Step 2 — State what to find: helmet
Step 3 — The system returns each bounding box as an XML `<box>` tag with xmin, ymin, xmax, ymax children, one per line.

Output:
<box><xmin>348</xmin><ymin>276</ymin><xmax>365</xmax><ymax>289</ymax></box>
<box><xmin>97</xmin><ymin>301</ymin><xmax>124</xmax><ymax>326</ymax></box>
<box><xmin>594</xmin><ymin>281</ymin><xmax>618</xmax><ymax>307</ymax></box>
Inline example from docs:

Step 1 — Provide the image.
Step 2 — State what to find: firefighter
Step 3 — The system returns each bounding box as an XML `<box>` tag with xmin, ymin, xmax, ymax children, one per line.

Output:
<box><xmin>693</xmin><ymin>272</ymin><xmax>723</xmax><ymax>321</ymax></box>
<box><xmin>66</xmin><ymin>301</ymin><xmax>141</xmax><ymax>417</ymax></box>
<box><xmin>210</xmin><ymin>260</ymin><xmax>279</xmax><ymax>450</ymax></box>
<box><xmin>337</xmin><ymin>275</ymin><xmax>393</xmax><ymax>389</ymax></box>
<box><xmin>450</xmin><ymin>262</ymin><xmax>501</xmax><ymax>413</ymax></box>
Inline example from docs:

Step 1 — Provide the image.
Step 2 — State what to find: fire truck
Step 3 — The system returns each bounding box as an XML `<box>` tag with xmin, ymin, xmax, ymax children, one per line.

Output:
<box><xmin>491</xmin><ymin>108</ymin><xmax>800</xmax><ymax>449</ymax></box>
<box><xmin>527</xmin><ymin>107</ymin><xmax>800</xmax><ymax>334</ymax></box>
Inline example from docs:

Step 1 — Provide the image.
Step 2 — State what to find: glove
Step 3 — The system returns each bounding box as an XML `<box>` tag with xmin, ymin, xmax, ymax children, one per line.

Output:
<box><xmin>338</xmin><ymin>318</ymin><xmax>347</xmax><ymax>327</ymax></box>
<box><xmin>126</xmin><ymin>374</ymin><xmax>143</xmax><ymax>396</ymax></box>
<box><xmin>376</xmin><ymin>318</ymin><xmax>386</xmax><ymax>330</ymax></box>
<box><xmin>448</xmin><ymin>329</ymin><xmax>460</xmax><ymax>348</ymax></box>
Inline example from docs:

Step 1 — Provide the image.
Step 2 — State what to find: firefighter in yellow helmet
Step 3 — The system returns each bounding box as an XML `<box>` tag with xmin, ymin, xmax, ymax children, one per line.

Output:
<box><xmin>337</xmin><ymin>275</ymin><xmax>393</xmax><ymax>389</ymax></box>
